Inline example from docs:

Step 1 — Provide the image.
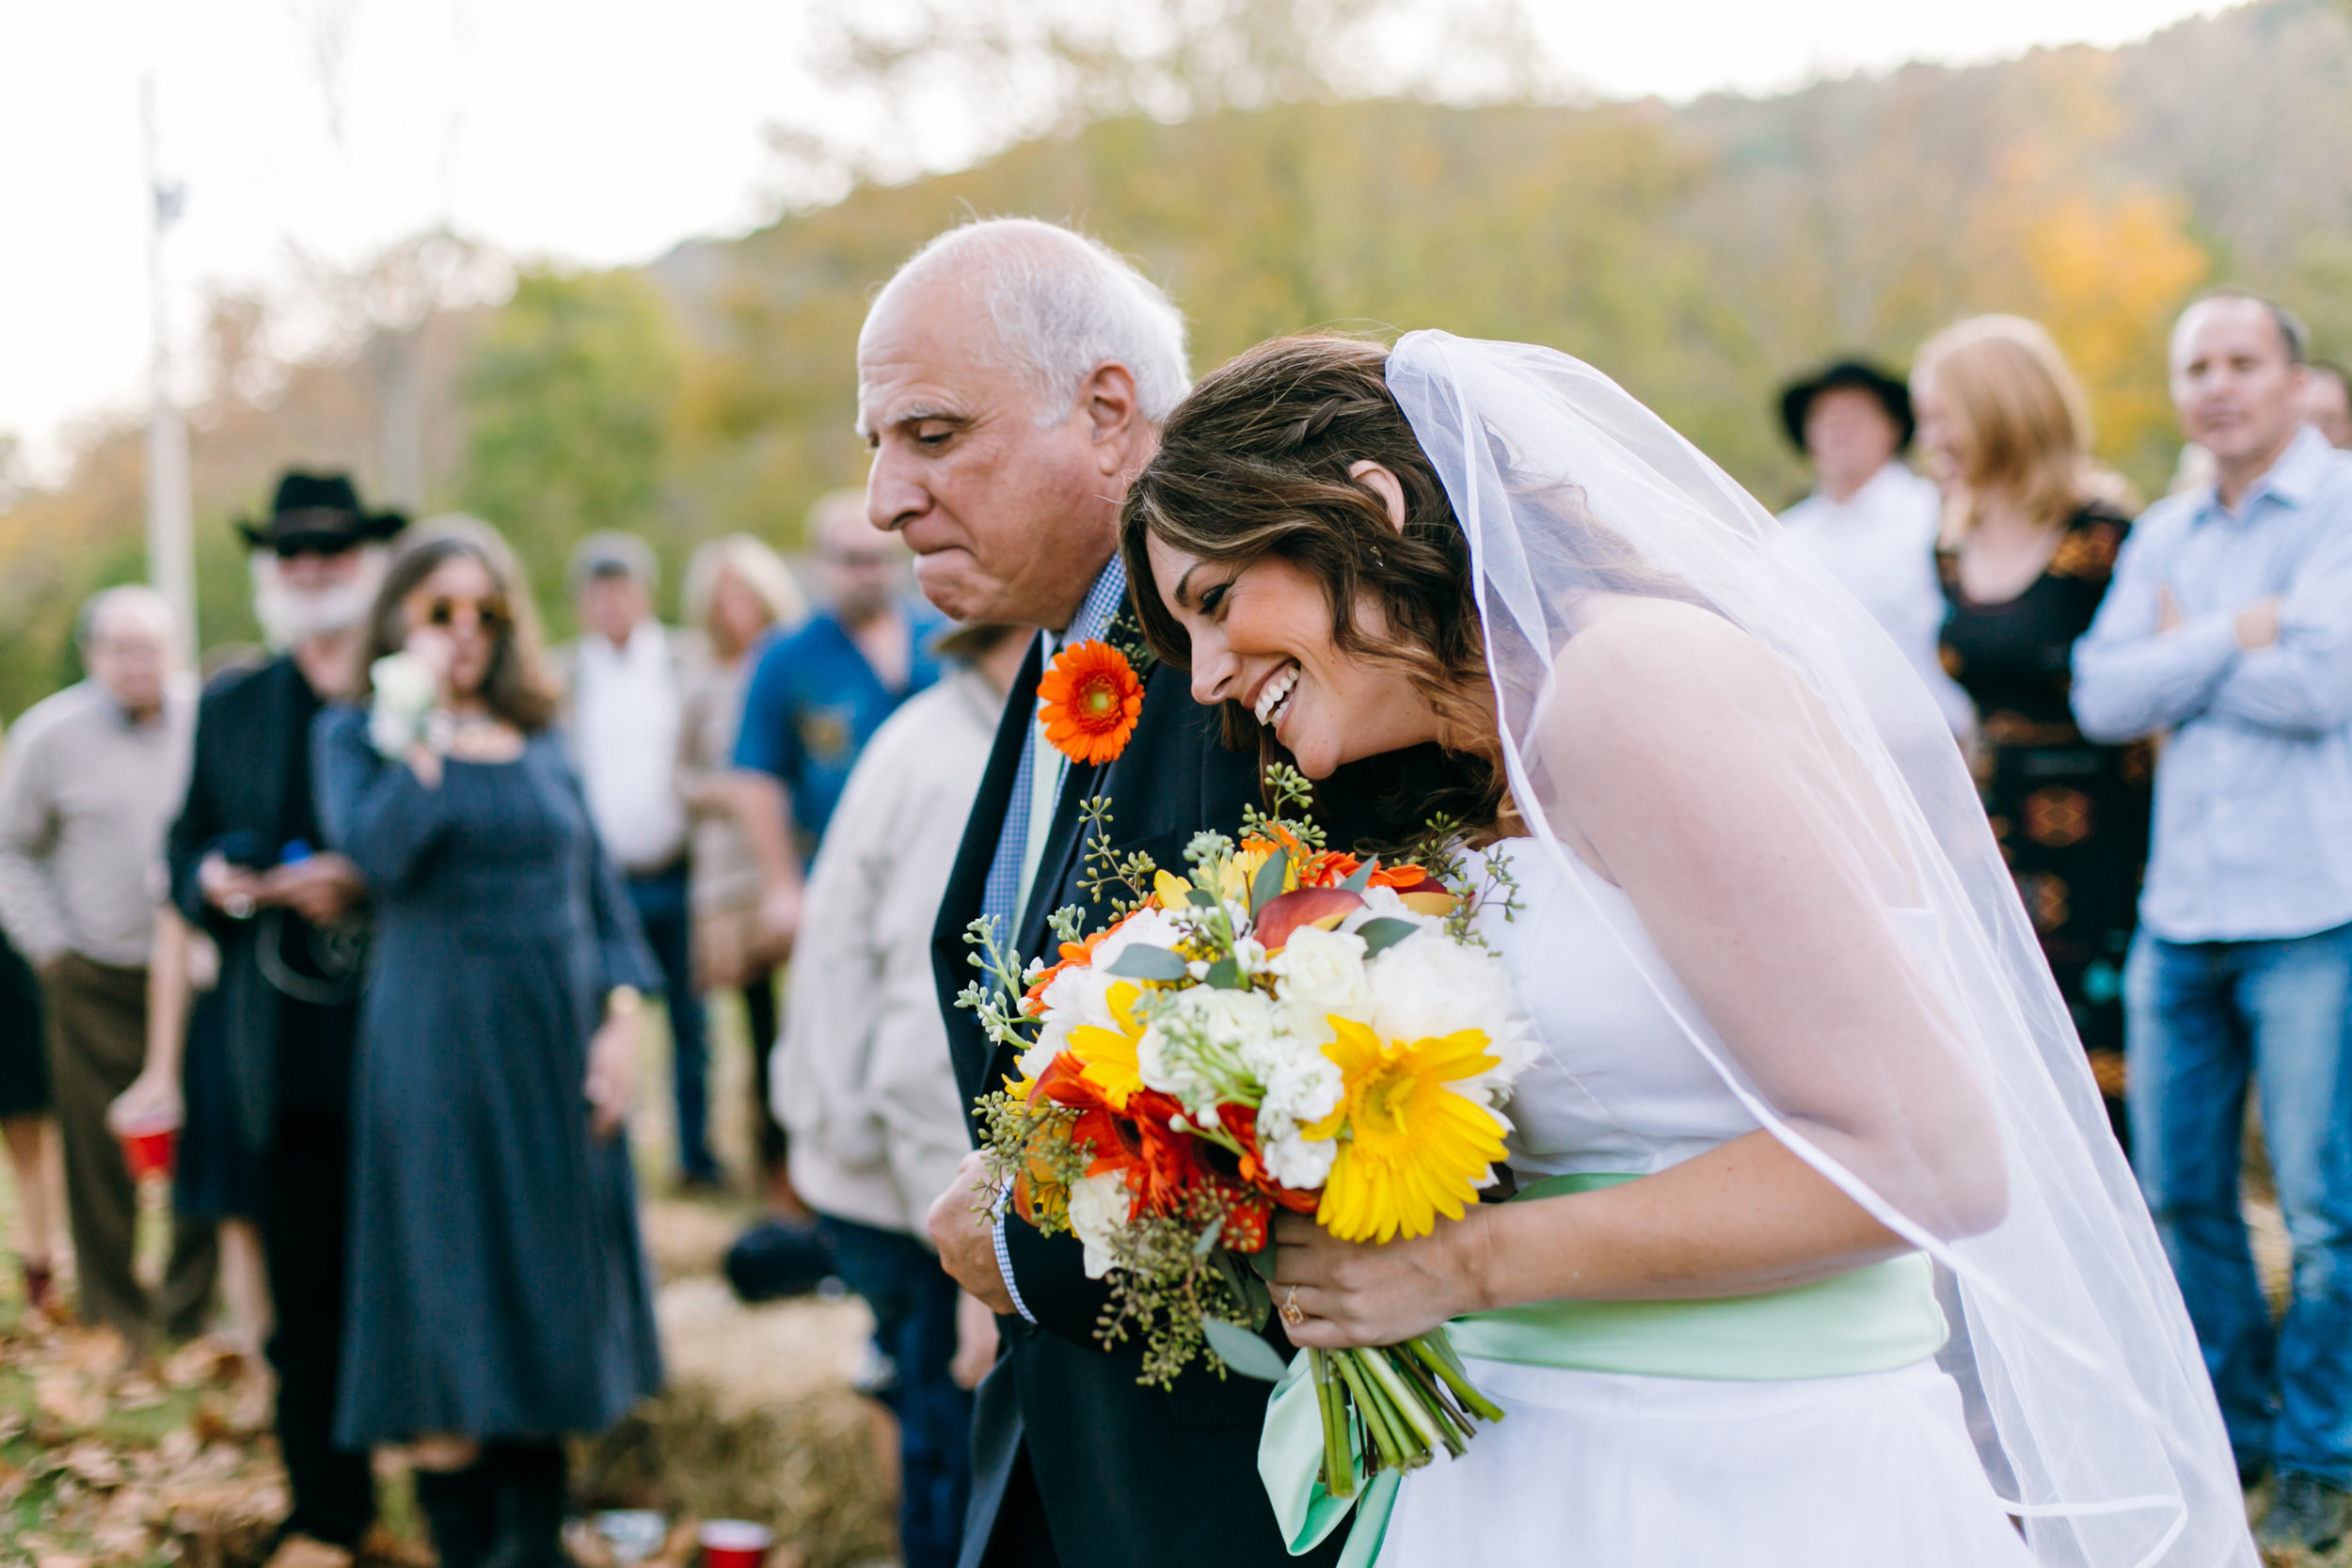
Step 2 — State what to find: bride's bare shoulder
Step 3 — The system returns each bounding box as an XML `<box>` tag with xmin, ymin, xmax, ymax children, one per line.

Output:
<box><xmin>1549</xmin><ymin>594</ymin><xmax>1785</xmax><ymax>725</ymax></box>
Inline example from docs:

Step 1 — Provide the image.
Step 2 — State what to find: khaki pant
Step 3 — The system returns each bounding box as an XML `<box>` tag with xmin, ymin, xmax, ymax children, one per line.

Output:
<box><xmin>43</xmin><ymin>952</ymin><xmax>216</xmax><ymax>1343</ymax></box>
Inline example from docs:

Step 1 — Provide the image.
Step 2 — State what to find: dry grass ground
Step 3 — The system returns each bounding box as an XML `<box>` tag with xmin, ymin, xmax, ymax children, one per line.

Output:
<box><xmin>0</xmin><ymin>991</ymin><xmax>901</xmax><ymax>1568</ymax></box>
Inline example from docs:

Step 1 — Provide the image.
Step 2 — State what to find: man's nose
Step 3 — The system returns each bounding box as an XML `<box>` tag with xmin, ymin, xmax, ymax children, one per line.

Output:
<box><xmin>866</xmin><ymin>449</ymin><xmax>924</xmax><ymax>533</ymax></box>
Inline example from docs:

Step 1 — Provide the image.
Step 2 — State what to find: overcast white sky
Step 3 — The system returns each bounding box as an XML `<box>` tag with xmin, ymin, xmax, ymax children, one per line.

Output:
<box><xmin>2</xmin><ymin>0</ymin><xmax>2223</xmax><ymax>482</ymax></box>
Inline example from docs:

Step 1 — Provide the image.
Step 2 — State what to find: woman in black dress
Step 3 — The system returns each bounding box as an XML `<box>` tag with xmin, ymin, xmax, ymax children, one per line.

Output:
<box><xmin>1914</xmin><ymin>315</ymin><xmax>2151</xmax><ymax>1147</ymax></box>
<box><xmin>314</xmin><ymin>518</ymin><xmax>661</xmax><ymax>1568</ymax></box>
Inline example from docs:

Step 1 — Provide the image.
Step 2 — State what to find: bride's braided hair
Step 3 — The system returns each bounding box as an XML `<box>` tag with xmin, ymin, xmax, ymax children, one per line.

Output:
<box><xmin>1121</xmin><ymin>334</ymin><xmax>1509</xmax><ymax>832</ymax></box>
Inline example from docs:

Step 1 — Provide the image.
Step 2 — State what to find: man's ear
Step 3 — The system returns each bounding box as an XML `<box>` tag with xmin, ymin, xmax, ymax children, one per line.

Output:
<box><xmin>1081</xmin><ymin>362</ymin><xmax>1143</xmax><ymax>472</ymax></box>
<box><xmin>1347</xmin><ymin>460</ymin><xmax>1409</xmax><ymax>532</ymax></box>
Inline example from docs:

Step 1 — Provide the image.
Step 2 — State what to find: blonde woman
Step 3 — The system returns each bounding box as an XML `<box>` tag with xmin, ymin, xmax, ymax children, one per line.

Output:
<box><xmin>1915</xmin><ymin>315</ymin><xmax>2148</xmax><ymax>1147</ymax></box>
<box><xmin>675</xmin><ymin>535</ymin><xmax>804</xmax><ymax>1189</ymax></box>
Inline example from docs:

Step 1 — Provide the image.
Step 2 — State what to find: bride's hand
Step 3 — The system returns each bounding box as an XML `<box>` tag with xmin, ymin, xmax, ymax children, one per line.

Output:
<box><xmin>1269</xmin><ymin>1208</ymin><xmax>1493</xmax><ymax>1349</ymax></box>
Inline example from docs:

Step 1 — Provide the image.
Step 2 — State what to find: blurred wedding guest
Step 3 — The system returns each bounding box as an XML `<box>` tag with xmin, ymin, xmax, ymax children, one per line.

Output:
<box><xmin>134</xmin><ymin>473</ymin><xmax>401</xmax><ymax>1568</ymax></box>
<box><xmin>2306</xmin><ymin>361</ymin><xmax>2352</xmax><ymax>449</ymax></box>
<box><xmin>1915</xmin><ymin>315</ymin><xmax>2147</xmax><ymax>1148</ymax></box>
<box><xmin>130</xmin><ymin>912</ymin><xmax>268</xmax><ymax>1362</ymax></box>
<box><xmin>772</xmin><ymin>621</ymin><xmax>1027</xmax><ymax>1568</ymax></box>
<box><xmin>730</xmin><ymin>493</ymin><xmax>946</xmax><ymax>965</ymax></box>
<box><xmin>0</xmin><ymin>778</ymin><xmax>55</xmax><ymax>1316</ymax></box>
<box><xmin>675</xmin><ymin>536</ymin><xmax>805</xmax><ymax>1195</ymax></box>
<box><xmin>0</xmin><ymin>587</ymin><xmax>214</xmax><ymax>1345</ymax></box>
<box><xmin>1775</xmin><ymin>358</ymin><xmax>1974</xmax><ymax>735</ymax></box>
<box><xmin>560</xmin><ymin>533</ymin><xmax>714</xmax><ymax>1188</ymax></box>
<box><xmin>316</xmin><ymin>518</ymin><xmax>661</xmax><ymax>1568</ymax></box>
<box><xmin>2074</xmin><ymin>292</ymin><xmax>2352</xmax><ymax>1555</ymax></box>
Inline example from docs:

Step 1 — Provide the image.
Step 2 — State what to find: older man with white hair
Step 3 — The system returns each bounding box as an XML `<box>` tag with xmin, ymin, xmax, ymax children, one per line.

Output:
<box><xmin>877</xmin><ymin>218</ymin><xmax>1440</xmax><ymax>1568</ymax></box>
<box><xmin>0</xmin><ymin>585</ymin><xmax>210</xmax><ymax>1345</ymax></box>
<box><xmin>142</xmin><ymin>472</ymin><xmax>402</xmax><ymax>1568</ymax></box>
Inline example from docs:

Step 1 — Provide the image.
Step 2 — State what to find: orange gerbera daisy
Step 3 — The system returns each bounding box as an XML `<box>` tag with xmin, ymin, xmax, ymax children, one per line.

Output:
<box><xmin>1039</xmin><ymin>641</ymin><xmax>1144</xmax><ymax>766</ymax></box>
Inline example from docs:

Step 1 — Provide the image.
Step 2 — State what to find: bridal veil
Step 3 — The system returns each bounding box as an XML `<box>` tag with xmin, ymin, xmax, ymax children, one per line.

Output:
<box><xmin>1386</xmin><ymin>331</ymin><xmax>2249</xmax><ymax>1567</ymax></box>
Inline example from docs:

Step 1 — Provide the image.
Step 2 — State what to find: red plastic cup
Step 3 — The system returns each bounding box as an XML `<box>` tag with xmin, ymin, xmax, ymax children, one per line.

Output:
<box><xmin>697</xmin><ymin>1520</ymin><xmax>772</xmax><ymax>1568</ymax></box>
<box><xmin>117</xmin><ymin>1120</ymin><xmax>179</xmax><ymax>1181</ymax></box>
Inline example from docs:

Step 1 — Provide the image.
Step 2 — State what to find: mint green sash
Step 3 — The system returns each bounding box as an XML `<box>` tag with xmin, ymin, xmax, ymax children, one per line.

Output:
<box><xmin>1261</xmin><ymin>1172</ymin><xmax>1950</xmax><ymax>1565</ymax></box>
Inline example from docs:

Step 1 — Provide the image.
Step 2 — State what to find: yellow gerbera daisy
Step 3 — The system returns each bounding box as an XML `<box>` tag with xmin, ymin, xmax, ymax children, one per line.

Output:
<box><xmin>1069</xmin><ymin>981</ymin><xmax>1150</xmax><ymax>1110</ymax></box>
<box><xmin>1306</xmin><ymin>1017</ymin><xmax>1507</xmax><ymax>1243</ymax></box>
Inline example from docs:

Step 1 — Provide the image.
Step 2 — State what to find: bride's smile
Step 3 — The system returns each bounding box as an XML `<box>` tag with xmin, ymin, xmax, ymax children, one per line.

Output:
<box><xmin>1138</xmin><ymin>465</ymin><xmax>1458</xmax><ymax>780</ymax></box>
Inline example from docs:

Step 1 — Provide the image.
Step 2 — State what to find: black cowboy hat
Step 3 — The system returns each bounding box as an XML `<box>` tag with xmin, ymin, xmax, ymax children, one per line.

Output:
<box><xmin>1777</xmin><ymin>360</ymin><xmax>1915</xmax><ymax>452</ymax></box>
<box><xmin>236</xmin><ymin>471</ymin><xmax>407</xmax><ymax>554</ymax></box>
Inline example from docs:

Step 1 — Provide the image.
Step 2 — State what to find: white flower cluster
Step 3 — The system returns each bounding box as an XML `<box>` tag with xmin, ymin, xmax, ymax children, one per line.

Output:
<box><xmin>367</xmin><ymin>652</ymin><xmax>438</xmax><ymax>759</ymax></box>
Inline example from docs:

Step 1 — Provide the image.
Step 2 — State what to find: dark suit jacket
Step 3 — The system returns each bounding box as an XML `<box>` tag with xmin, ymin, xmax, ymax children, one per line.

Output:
<box><xmin>166</xmin><ymin>656</ymin><xmax>358</xmax><ymax>1148</ymax></box>
<box><xmin>932</xmin><ymin>637</ymin><xmax>1450</xmax><ymax>1568</ymax></box>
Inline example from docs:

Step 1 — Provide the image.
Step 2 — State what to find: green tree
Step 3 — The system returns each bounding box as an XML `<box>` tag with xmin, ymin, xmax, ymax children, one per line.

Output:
<box><xmin>460</xmin><ymin>268</ymin><xmax>684</xmax><ymax>614</ymax></box>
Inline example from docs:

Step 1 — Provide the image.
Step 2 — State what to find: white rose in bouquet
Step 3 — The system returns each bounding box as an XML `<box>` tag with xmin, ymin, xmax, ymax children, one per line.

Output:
<box><xmin>1268</xmin><ymin>925</ymin><xmax>1374</xmax><ymax>1046</ymax></box>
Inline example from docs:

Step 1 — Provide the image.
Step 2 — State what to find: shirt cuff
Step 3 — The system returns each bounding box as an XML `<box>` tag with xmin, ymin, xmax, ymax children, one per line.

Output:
<box><xmin>992</xmin><ymin>1177</ymin><xmax>1039</xmax><ymax>1325</ymax></box>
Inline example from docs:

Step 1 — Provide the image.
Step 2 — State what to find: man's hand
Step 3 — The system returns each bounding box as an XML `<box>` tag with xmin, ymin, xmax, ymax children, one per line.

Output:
<box><xmin>2157</xmin><ymin>585</ymin><xmax>2184</xmax><ymax>634</ymax></box>
<box><xmin>753</xmin><ymin>879</ymin><xmax>803</xmax><ymax>968</ymax></box>
<box><xmin>2236</xmin><ymin>595</ymin><xmax>2282</xmax><ymax>650</ymax></box>
<box><xmin>584</xmin><ymin>1013</ymin><xmax>639</xmax><ymax>1141</ymax></box>
<box><xmin>926</xmin><ymin>1149</ymin><xmax>1015</xmax><ymax>1316</ymax></box>
<box><xmin>198</xmin><ymin>853</ymin><xmax>267</xmax><ymax>920</ymax></box>
<box><xmin>951</xmin><ymin>1291</ymin><xmax>1002</xmax><ymax>1389</ymax></box>
<box><xmin>261</xmin><ymin>853</ymin><xmax>366</xmax><ymax>925</ymax></box>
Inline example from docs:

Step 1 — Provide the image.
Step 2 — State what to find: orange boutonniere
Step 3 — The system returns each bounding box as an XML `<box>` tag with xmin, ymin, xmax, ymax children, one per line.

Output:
<box><xmin>1039</xmin><ymin>640</ymin><xmax>1145</xmax><ymax>766</ymax></box>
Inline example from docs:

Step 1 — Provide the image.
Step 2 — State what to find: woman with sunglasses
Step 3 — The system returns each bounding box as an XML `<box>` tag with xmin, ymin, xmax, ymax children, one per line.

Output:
<box><xmin>311</xmin><ymin>517</ymin><xmax>662</xmax><ymax>1568</ymax></box>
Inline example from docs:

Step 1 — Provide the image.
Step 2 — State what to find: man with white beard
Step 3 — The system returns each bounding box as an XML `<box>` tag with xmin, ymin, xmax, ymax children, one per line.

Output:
<box><xmin>146</xmin><ymin>473</ymin><xmax>401</xmax><ymax>1568</ymax></box>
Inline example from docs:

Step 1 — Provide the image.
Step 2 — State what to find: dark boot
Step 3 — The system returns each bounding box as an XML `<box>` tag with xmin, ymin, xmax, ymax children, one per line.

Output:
<box><xmin>411</xmin><ymin>1465</ymin><xmax>498</xmax><ymax>1568</ymax></box>
<box><xmin>485</xmin><ymin>1441</ymin><xmax>568</xmax><ymax>1568</ymax></box>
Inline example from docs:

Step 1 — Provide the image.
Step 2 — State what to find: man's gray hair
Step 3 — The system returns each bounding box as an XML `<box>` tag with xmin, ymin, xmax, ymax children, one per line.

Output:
<box><xmin>75</xmin><ymin>584</ymin><xmax>177</xmax><ymax>652</ymax></box>
<box><xmin>871</xmin><ymin>217</ymin><xmax>1192</xmax><ymax>426</ymax></box>
<box><xmin>566</xmin><ymin>531</ymin><xmax>660</xmax><ymax>598</ymax></box>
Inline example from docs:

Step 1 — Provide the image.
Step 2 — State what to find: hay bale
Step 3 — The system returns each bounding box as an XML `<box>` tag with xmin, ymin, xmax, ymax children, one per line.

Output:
<box><xmin>572</xmin><ymin>1383</ymin><xmax>895</xmax><ymax>1568</ymax></box>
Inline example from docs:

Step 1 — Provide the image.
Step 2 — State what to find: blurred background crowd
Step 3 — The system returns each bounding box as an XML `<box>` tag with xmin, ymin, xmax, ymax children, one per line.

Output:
<box><xmin>5</xmin><ymin>1</ymin><xmax>2352</xmax><ymax>1565</ymax></box>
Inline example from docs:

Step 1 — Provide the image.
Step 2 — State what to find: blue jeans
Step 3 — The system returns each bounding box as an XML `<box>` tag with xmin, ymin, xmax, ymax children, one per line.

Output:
<box><xmin>2126</xmin><ymin>922</ymin><xmax>2352</xmax><ymax>1484</ymax></box>
<box><xmin>817</xmin><ymin>1215</ymin><xmax>972</xmax><ymax>1568</ymax></box>
<box><xmin>624</xmin><ymin>867</ymin><xmax>714</xmax><ymax>1182</ymax></box>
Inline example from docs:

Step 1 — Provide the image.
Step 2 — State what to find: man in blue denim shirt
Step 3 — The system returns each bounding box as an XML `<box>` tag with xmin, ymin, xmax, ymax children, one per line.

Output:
<box><xmin>2073</xmin><ymin>290</ymin><xmax>2352</xmax><ymax>1552</ymax></box>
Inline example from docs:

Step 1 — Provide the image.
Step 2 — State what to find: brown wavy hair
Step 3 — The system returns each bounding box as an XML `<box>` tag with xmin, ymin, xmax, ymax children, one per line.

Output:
<box><xmin>360</xmin><ymin>515</ymin><xmax>561</xmax><ymax>732</ymax></box>
<box><xmin>1120</xmin><ymin>334</ymin><xmax>1511</xmax><ymax>832</ymax></box>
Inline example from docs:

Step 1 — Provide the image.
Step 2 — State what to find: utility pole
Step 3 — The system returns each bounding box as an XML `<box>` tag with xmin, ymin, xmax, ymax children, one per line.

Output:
<box><xmin>142</xmin><ymin>76</ymin><xmax>197</xmax><ymax>664</ymax></box>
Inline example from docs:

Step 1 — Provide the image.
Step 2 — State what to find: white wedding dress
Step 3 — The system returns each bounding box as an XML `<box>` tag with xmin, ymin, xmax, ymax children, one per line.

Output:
<box><xmin>1372</xmin><ymin>838</ymin><xmax>2034</xmax><ymax>1566</ymax></box>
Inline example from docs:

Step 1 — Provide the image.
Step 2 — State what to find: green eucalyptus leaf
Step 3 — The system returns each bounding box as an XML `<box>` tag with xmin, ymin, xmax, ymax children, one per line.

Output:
<box><xmin>1204</xmin><ymin>956</ymin><xmax>1244</xmax><ymax>990</ymax></box>
<box><xmin>1356</xmin><ymin>917</ymin><xmax>1420</xmax><ymax>958</ymax></box>
<box><xmin>1186</xmin><ymin>887</ymin><xmax>1219</xmax><ymax>909</ymax></box>
<box><xmin>1104</xmin><ymin>943</ymin><xmax>1190</xmax><ymax>981</ymax></box>
<box><xmin>1204</xmin><ymin>1318</ymin><xmax>1294</xmax><ymax>1382</ymax></box>
<box><xmin>1250</xmin><ymin>849</ymin><xmax>1290</xmax><ymax>913</ymax></box>
<box><xmin>1340</xmin><ymin>858</ymin><xmax>1377</xmax><ymax>893</ymax></box>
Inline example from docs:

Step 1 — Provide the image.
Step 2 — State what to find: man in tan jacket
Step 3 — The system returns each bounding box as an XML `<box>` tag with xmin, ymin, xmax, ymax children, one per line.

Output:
<box><xmin>772</xmin><ymin>622</ymin><xmax>1026</xmax><ymax>1568</ymax></box>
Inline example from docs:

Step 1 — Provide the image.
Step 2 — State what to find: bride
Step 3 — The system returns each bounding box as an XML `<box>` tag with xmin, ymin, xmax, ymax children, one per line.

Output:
<box><xmin>1117</xmin><ymin>333</ymin><xmax>2250</xmax><ymax>1566</ymax></box>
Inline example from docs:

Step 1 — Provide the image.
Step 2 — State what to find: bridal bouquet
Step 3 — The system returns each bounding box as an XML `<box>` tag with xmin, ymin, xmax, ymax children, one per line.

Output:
<box><xmin>960</xmin><ymin>769</ymin><xmax>1533</xmax><ymax>1496</ymax></box>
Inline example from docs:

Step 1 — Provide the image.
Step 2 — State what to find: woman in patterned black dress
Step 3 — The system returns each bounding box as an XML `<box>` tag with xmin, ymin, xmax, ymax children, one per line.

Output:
<box><xmin>315</xmin><ymin>519</ymin><xmax>661</xmax><ymax>1568</ymax></box>
<box><xmin>1915</xmin><ymin>315</ymin><xmax>2151</xmax><ymax>1148</ymax></box>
